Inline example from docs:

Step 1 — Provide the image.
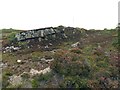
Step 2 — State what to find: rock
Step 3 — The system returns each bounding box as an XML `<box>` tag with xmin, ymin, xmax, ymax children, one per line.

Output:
<box><xmin>0</xmin><ymin>62</ymin><xmax>7</xmax><ymax>68</ymax></box>
<box><xmin>9</xmin><ymin>75</ymin><xmax>22</xmax><ymax>86</ymax></box>
<box><xmin>45</xmin><ymin>45</ymin><xmax>49</xmax><ymax>49</ymax></box>
<box><xmin>4</xmin><ymin>46</ymin><xmax>20</xmax><ymax>52</ymax></box>
<box><xmin>41</xmin><ymin>57</ymin><xmax>54</xmax><ymax>62</ymax></box>
<box><xmin>3</xmin><ymin>51</ymin><xmax>6</xmax><ymax>53</ymax></box>
<box><xmin>17</xmin><ymin>60</ymin><xmax>22</xmax><ymax>63</ymax></box>
<box><xmin>30</xmin><ymin>69</ymin><xmax>40</xmax><ymax>76</ymax></box>
<box><xmin>30</xmin><ymin>66</ymin><xmax>51</xmax><ymax>76</ymax></box>
<box><xmin>27</xmin><ymin>46</ymin><xmax>30</xmax><ymax>49</ymax></box>
<box><xmin>49</xmin><ymin>43</ymin><xmax>52</xmax><ymax>46</ymax></box>
<box><xmin>15</xmin><ymin>27</ymin><xmax>65</xmax><ymax>41</ymax></box>
<box><xmin>50</xmin><ymin>49</ymin><xmax>60</xmax><ymax>54</ymax></box>
<box><xmin>45</xmin><ymin>58</ymin><xmax>54</xmax><ymax>62</ymax></box>
<box><xmin>63</xmin><ymin>34</ymin><xmax>68</xmax><ymax>38</ymax></box>
<box><xmin>13</xmin><ymin>47</ymin><xmax>20</xmax><ymax>51</ymax></box>
<box><xmin>41</xmin><ymin>58</ymin><xmax>46</xmax><ymax>61</ymax></box>
<box><xmin>71</xmin><ymin>42</ymin><xmax>80</xmax><ymax>48</ymax></box>
<box><xmin>50</xmin><ymin>50</ymin><xmax>56</xmax><ymax>54</ymax></box>
<box><xmin>41</xmin><ymin>66</ymin><xmax>51</xmax><ymax>74</ymax></box>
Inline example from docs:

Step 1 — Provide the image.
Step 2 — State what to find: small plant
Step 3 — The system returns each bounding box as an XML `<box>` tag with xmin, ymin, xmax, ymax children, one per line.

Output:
<box><xmin>8</xmin><ymin>32</ymin><xmax>17</xmax><ymax>43</ymax></box>
<box><xmin>70</xmin><ymin>48</ymin><xmax>82</xmax><ymax>54</ymax></box>
<box><xmin>31</xmin><ymin>79</ymin><xmax>39</xmax><ymax>88</ymax></box>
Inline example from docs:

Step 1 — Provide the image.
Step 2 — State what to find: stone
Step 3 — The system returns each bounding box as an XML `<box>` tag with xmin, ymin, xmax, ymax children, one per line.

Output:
<box><xmin>41</xmin><ymin>66</ymin><xmax>51</xmax><ymax>74</ymax></box>
<box><xmin>0</xmin><ymin>62</ymin><xmax>7</xmax><ymax>68</ymax></box>
<box><xmin>71</xmin><ymin>42</ymin><xmax>80</xmax><ymax>48</ymax></box>
<box><xmin>13</xmin><ymin>47</ymin><xmax>20</xmax><ymax>51</ymax></box>
<box><xmin>41</xmin><ymin>57</ymin><xmax>54</xmax><ymax>64</ymax></box>
<box><xmin>30</xmin><ymin>66</ymin><xmax>51</xmax><ymax>76</ymax></box>
<box><xmin>30</xmin><ymin>69</ymin><xmax>39</xmax><ymax>76</ymax></box>
<box><xmin>45</xmin><ymin>45</ymin><xmax>49</xmax><ymax>49</ymax></box>
<box><xmin>41</xmin><ymin>58</ymin><xmax>46</xmax><ymax>61</ymax></box>
<box><xmin>3</xmin><ymin>51</ymin><xmax>6</xmax><ymax>53</ymax></box>
<box><xmin>49</xmin><ymin>43</ymin><xmax>52</xmax><ymax>46</ymax></box>
<box><xmin>4</xmin><ymin>46</ymin><xmax>20</xmax><ymax>52</ymax></box>
<box><xmin>63</xmin><ymin>34</ymin><xmax>67</xmax><ymax>38</ymax></box>
<box><xmin>9</xmin><ymin>75</ymin><xmax>22</xmax><ymax>86</ymax></box>
<box><xmin>45</xmin><ymin>58</ymin><xmax>54</xmax><ymax>62</ymax></box>
<box><xmin>17</xmin><ymin>60</ymin><xmax>22</xmax><ymax>63</ymax></box>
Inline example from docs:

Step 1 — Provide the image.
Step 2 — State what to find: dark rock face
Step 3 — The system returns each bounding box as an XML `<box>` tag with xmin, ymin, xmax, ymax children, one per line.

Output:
<box><xmin>15</xmin><ymin>27</ymin><xmax>65</xmax><ymax>41</ymax></box>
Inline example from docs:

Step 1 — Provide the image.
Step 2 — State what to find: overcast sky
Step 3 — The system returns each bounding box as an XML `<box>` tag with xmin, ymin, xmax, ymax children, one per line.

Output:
<box><xmin>0</xmin><ymin>0</ymin><xmax>119</xmax><ymax>30</ymax></box>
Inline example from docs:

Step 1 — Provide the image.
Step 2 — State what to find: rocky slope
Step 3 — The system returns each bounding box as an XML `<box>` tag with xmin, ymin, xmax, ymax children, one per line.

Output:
<box><xmin>1</xmin><ymin>26</ymin><xmax>119</xmax><ymax>88</ymax></box>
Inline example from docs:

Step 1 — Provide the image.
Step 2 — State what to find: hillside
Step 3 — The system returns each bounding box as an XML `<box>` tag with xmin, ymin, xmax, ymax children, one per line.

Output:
<box><xmin>1</xmin><ymin>26</ymin><xmax>119</xmax><ymax>88</ymax></box>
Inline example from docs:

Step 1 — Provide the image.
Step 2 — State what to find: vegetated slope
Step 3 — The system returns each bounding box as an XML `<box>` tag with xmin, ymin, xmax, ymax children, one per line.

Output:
<box><xmin>2</xmin><ymin>26</ymin><xmax>119</xmax><ymax>88</ymax></box>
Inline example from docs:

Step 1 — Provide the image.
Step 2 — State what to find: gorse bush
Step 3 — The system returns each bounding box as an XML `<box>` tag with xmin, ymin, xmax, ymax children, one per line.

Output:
<box><xmin>8</xmin><ymin>32</ymin><xmax>17</xmax><ymax>43</ymax></box>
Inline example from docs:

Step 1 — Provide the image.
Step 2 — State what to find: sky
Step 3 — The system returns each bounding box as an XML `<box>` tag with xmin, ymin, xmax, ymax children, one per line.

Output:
<box><xmin>119</xmin><ymin>1</ymin><xmax>120</xmax><ymax>24</ymax></box>
<box><xmin>0</xmin><ymin>0</ymin><xmax>119</xmax><ymax>30</ymax></box>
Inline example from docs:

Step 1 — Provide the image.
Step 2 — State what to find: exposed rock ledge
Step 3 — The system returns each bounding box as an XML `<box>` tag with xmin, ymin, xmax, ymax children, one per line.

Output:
<box><xmin>30</xmin><ymin>66</ymin><xmax>51</xmax><ymax>76</ymax></box>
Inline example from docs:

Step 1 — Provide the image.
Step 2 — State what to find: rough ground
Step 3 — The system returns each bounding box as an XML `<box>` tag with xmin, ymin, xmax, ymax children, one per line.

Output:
<box><xmin>1</xmin><ymin>26</ymin><xmax>119</xmax><ymax>88</ymax></box>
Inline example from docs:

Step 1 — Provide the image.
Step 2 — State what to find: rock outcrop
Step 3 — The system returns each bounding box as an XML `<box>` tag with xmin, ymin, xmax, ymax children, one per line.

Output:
<box><xmin>15</xmin><ymin>27</ymin><xmax>66</xmax><ymax>41</ymax></box>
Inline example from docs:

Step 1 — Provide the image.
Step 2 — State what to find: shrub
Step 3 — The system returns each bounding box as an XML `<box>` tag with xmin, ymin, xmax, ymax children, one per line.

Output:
<box><xmin>60</xmin><ymin>76</ymin><xmax>89</xmax><ymax>88</ymax></box>
<box><xmin>51</xmin><ymin>50</ymin><xmax>90</xmax><ymax>77</ymax></box>
<box><xmin>70</xmin><ymin>48</ymin><xmax>82</xmax><ymax>54</ymax></box>
<box><xmin>8</xmin><ymin>32</ymin><xmax>17</xmax><ymax>43</ymax></box>
<box><xmin>37</xmin><ymin>72</ymin><xmax>53</xmax><ymax>81</ymax></box>
<box><xmin>31</xmin><ymin>79</ymin><xmax>39</xmax><ymax>88</ymax></box>
<box><xmin>31</xmin><ymin>72</ymin><xmax>53</xmax><ymax>88</ymax></box>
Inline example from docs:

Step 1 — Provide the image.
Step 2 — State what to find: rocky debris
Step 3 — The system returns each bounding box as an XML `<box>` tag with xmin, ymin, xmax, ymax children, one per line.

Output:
<box><xmin>30</xmin><ymin>66</ymin><xmax>51</xmax><ymax>76</ymax></box>
<box><xmin>0</xmin><ymin>62</ymin><xmax>7</xmax><ymax>68</ymax></box>
<box><xmin>13</xmin><ymin>47</ymin><xmax>20</xmax><ymax>51</ymax></box>
<box><xmin>71</xmin><ymin>42</ymin><xmax>80</xmax><ymax>48</ymax></box>
<box><xmin>9</xmin><ymin>75</ymin><xmax>22</xmax><ymax>86</ymax></box>
<box><xmin>41</xmin><ymin>57</ymin><xmax>54</xmax><ymax>63</ymax></box>
<box><xmin>45</xmin><ymin>45</ymin><xmax>49</xmax><ymax>49</ymax></box>
<box><xmin>3</xmin><ymin>46</ymin><xmax>20</xmax><ymax>53</ymax></box>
